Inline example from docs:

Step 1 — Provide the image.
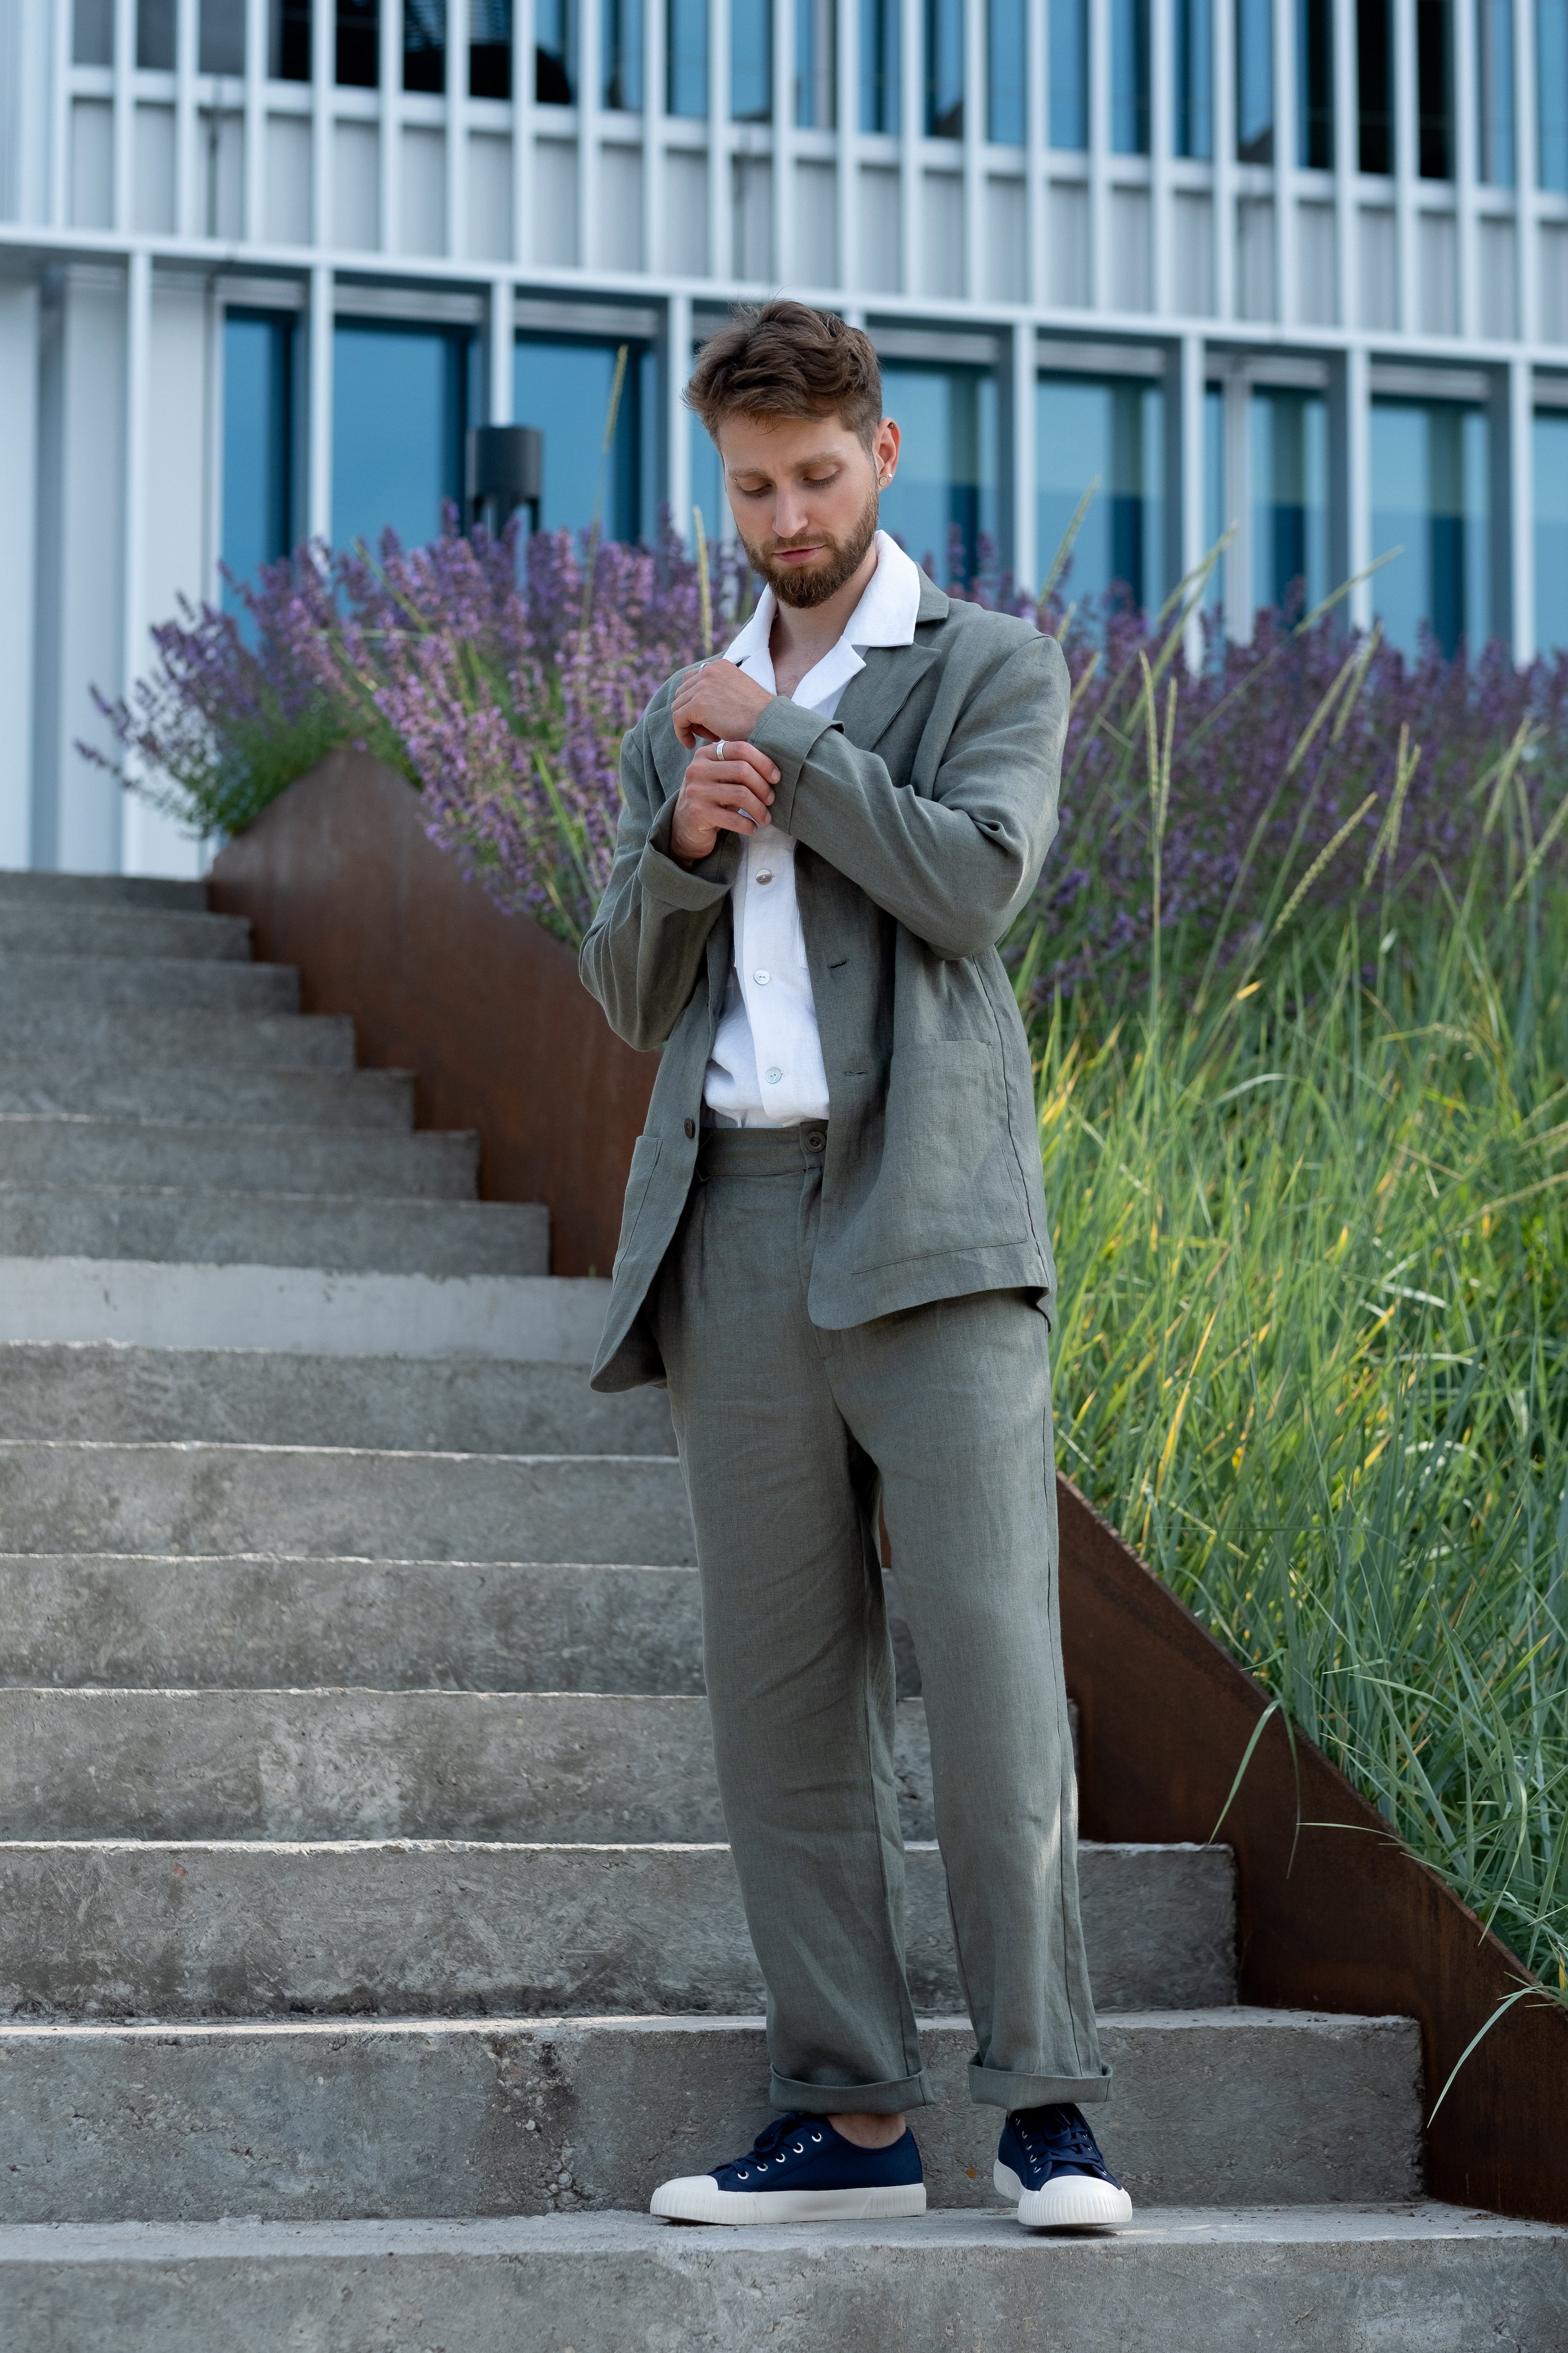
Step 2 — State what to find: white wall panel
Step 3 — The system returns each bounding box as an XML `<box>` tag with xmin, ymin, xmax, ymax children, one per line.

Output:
<box><xmin>596</xmin><ymin>146</ymin><xmax>642</xmax><ymax>270</ymax></box>
<box><xmin>48</xmin><ymin>272</ymin><xmax>126</xmax><ymax>874</ymax></box>
<box><xmin>794</xmin><ymin>160</ymin><xmax>836</xmax><ymax>285</ymax></box>
<box><xmin>983</xmin><ymin>179</ymin><xmax>1026</xmax><ymax>301</ymax></box>
<box><xmin>1478</xmin><ymin>219</ymin><xmax>1516</xmax><ymax>340</ymax></box>
<box><xmin>1296</xmin><ymin>203</ymin><xmax>1336</xmax><ymax>324</ymax></box>
<box><xmin>400</xmin><ymin>127</ymin><xmax>446</xmax><ymax>256</ymax></box>
<box><xmin>70</xmin><ymin>102</ymin><xmax>114</xmax><ymax>228</ymax></box>
<box><xmin>133</xmin><ymin>107</ymin><xmax>177</xmax><ymax>235</ymax></box>
<box><xmin>265</xmin><ymin>116</ymin><xmax>311</xmax><ymax>245</ymax></box>
<box><xmin>1110</xmin><ymin>187</ymin><xmax>1152</xmax><ymax>313</ymax></box>
<box><xmin>662</xmin><ymin>151</ymin><xmax>707</xmax><ymax>275</ymax></box>
<box><xmin>856</xmin><ymin>167</ymin><xmax>901</xmax><ymax>291</ymax></box>
<box><xmin>1418</xmin><ymin>213</ymin><xmax>1457</xmax><ymax>334</ymax></box>
<box><xmin>1171</xmin><ymin>193</ymin><xmax>1215</xmax><ymax>314</ymax></box>
<box><xmin>1540</xmin><ymin>225</ymin><xmax>1568</xmax><ymax>343</ymax></box>
<box><xmin>1237</xmin><ymin>199</ymin><xmax>1276</xmax><ymax>319</ymax></box>
<box><xmin>132</xmin><ymin>279</ymin><xmax>207</xmax><ymax>879</ymax></box>
<box><xmin>1359</xmin><ymin>207</ymin><xmax>1398</xmax><ymax>328</ymax></box>
<box><xmin>920</xmin><ymin>174</ymin><xmax>964</xmax><ymax>298</ymax></box>
<box><xmin>1048</xmin><ymin>184</ymin><xmax>1090</xmax><ymax>307</ymax></box>
<box><xmin>200</xmin><ymin>114</ymin><xmax>245</xmax><ymax>241</ymax></box>
<box><xmin>734</xmin><ymin>157</ymin><xmax>773</xmax><ymax>280</ymax></box>
<box><xmin>333</xmin><ymin>122</ymin><xmax>380</xmax><ymax>253</ymax></box>
<box><xmin>534</xmin><ymin>139</ymin><xmax>579</xmax><ymax>265</ymax></box>
<box><xmin>467</xmin><ymin>135</ymin><xmax>513</xmax><ymax>260</ymax></box>
<box><xmin>0</xmin><ymin>280</ymin><xmax>38</xmax><ymax>866</ymax></box>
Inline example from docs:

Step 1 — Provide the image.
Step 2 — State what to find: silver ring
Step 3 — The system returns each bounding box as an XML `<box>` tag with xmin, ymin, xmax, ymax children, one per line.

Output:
<box><xmin>715</xmin><ymin>738</ymin><xmax>726</xmax><ymax>761</ymax></box>
<box><xmin>735</xmin><ymin>806</ymin><xmax>755</xmax><ymax>829</ymax></box>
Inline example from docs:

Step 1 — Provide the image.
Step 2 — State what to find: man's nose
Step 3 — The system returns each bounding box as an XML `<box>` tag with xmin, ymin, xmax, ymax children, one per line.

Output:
<box><xmin>772</xmin><ymin>490</ymin><xmax>812</xmax><ymax>539</ymax></box>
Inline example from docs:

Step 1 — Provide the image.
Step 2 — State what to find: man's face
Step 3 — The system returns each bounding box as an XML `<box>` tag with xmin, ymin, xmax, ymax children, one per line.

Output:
<box><xmin>716</xmin><ymin>410</ymin><xmax>902</xmax><ymax>609</ymax></box>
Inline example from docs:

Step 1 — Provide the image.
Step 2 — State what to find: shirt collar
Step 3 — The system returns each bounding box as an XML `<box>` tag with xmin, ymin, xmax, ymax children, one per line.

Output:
<box><xmin>722</xmin><ymin>530</ymin><xmax>923</xmax><ymax>684</ymax></box>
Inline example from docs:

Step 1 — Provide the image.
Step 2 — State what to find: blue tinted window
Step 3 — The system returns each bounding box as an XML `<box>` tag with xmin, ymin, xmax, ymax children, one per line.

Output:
<box><xmin>880</xmin><ymin>363</ymin><xmax>1000</xmax><ymax>585</ymax></box>
<box><xmin>988</xmin><ymin>0</ymin><xmax>1025</xmax><ymax>141</ymax></box>
<box><xmin>74</xmin><ymin>0</ymin><xmax>115</xmax><ymax>64</ymax></box>
<box><xmin>1037</xmin><ymin>374</ymin><xmax>1165</xmax><ymax>618</ymax></box>
<box><xmin>1476</xmin><ymin>0</ymin><xmax>1514</xmax><ymax>182</ymax></box>
<box><xmin>797</xmin><ymin>0</ymin><xmax>835</xmax><ymax>124</ymax></box>
<box><xmin>691</xmin><ymin>415</ymin><xmax>729</xmax><ymax>557</ymax></box>
<box><xmin>1049</xmin><ymin>0</ymin><xmax>1087</xmax><ymax>146</ymax></box>
<box><xmin>470</xmin><ymin>0</ymin><xmax>512</xmax><ymax>97</ymax></box>
<box><xmin>1298</xmin><ymin>0</ymin><xmax>1332</xmax><ymax>165</ymax></box>
<box><xmin>733</xmin><ymin>0</ymin><xmax>773</xmax><ymax>116</ymax></box>
<box><xmin>668</xmin><ymin>0</ymin><xmax>707</xmax><ymax>112</ymax></box>
<box><xmin>860</xmin><ymin>0</ymin><xmax>901</xmax><ymax>128</ymax></box>
<box><xmin>1175</xmin><ymin>0</ymin><xmax>1213</xmax><ymax>155</ymax></box>
<box><xmin>926</xmin><ymin>0</ymin><xmax>964</xmax><ymax>134</ymax></box>
<box><xmin>1540</xmin><ymin>0</ymin><xmax>1568</xmax><ymax>185</ymax></box>
<box><xmin>1535</xmin><ymin>410</ymin><xmax>1568</xmax><ymax>650</ymax></box>
<box><xmin>332</xmin><ymin>323</ymin><xmax>470</xmax><ymax>554</ymax></box>
<box><xmin>603</xmin><ymin>0</ymin><xmax>643</xmax><ymax>106</ymax></box>
<box><xmin>1112</xmin><ymin>0</ymin><xmax>1150</xmax><ymax>152</ymax></box>
<box><xmin>1236</xmin><ymin>0</ymin><xmax>1273</xmax><ymax>159</ymax></box>
<box><xmin>537</xmin><ymin>0</ymin><xmax>576</xmax><ymax>98</ymax></box>
<box><xmin>514</xmin><ymin>337</ymin><xmax>651</xmax><ymax>541</ymax></box>
<box><xmin>1371</xmin><ymin>399</ymin><xmax>1490</xmax><ymax>657</ymax></box>
<box><xmin>223</xmin><ymin>311</ymin><xmax>295</xmax><ymax>609</ymax></box>
<box><xmin>1251</xmin><ymin>388</ymin><xmax>1328</xmax><ymax>618</ymax></box>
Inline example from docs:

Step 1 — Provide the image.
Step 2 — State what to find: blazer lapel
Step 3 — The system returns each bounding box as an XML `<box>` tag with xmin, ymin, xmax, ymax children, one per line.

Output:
<box><xmin>831</xmin><ymin>571</ymin><xmax>948</xmax><ymax>753</ymax></box>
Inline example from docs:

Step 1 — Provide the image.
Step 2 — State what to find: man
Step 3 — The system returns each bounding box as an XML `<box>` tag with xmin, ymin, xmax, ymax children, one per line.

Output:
<box><xmin>579</xmin><ymin>300</ymin><xmax>1130</xmax><ymax>2233</ymax></box>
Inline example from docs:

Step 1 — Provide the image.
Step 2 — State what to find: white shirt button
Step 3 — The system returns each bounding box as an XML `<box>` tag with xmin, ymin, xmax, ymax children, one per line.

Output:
<box><xmin>764</xmin><ymin>1067</ymin><xmax>783</xmax><ymax>1084</ymax></box>
<box><xmin>755</xmin><ymin>870</ymin><xmax>773</xmax><ymax>884</ymax></box>
<box><xmin>753</xmin><ymin>970</ymin><xmax>771</xmax><ymax>986</ymax></box>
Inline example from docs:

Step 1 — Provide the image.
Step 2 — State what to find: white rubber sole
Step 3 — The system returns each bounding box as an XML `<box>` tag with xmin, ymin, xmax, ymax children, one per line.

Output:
<box><xmin>995</xmin><ymin>2160</ymin><xmax>1134</xmax><ymax>2230</ymax></box>
<box><xmin>651</xmin><ymin>2174</ymin><xmax>927</xmax><ymax>2226</ymax></box>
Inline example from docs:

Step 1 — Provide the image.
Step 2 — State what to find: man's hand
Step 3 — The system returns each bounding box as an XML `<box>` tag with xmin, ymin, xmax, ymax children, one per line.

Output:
<box><xmin>671</xmin><ymin>658</ymin><xmax>775</xmax><ymax>751</ymax></box>
<box><xmin>670</xmin><ymin>739</ymin><xmax>781</xmax><ymax>866</ymax></box>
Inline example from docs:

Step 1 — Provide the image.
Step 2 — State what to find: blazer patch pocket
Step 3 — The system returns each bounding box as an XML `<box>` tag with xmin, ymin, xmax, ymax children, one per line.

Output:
<box><xmin>612</xmin><ymin>1133</ymin><xmax>663</xmax><ymax>1275</ymax></box>
<box><xmin>858</xmin><ymin>1040</ymin><xmax>1030</xmax><ymax>1271</ymax></box>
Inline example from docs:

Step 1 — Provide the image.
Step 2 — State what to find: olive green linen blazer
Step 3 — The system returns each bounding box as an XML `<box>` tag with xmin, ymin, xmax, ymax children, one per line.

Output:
<box><xmin>579</xmin><ymin>571</ymin><xmax>1068</xmax><ymax>1393</ymax></box>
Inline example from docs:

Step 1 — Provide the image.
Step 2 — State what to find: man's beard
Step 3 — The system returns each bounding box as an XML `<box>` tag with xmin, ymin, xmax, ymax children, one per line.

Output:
<box><xmin>745</xmin><ymin>481</ymin><xmax>881</xmax><ymax>609</ymax></box>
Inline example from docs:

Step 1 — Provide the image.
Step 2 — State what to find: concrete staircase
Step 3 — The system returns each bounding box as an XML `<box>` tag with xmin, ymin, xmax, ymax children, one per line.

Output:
<box><xmin>0</xmin><ymin>869</ymin><xmax>1560</xmax><ymax>2349</ymax></box>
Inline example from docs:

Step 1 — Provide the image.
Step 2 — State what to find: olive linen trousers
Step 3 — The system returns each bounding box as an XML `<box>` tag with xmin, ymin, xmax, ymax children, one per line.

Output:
<box><xmin>648</xmin><ymin>1122</ymin><xmax>1110</xmax><ymax>2117</ymax></box>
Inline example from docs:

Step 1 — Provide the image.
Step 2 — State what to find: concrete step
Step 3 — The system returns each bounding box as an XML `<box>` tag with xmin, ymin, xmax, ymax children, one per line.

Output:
<box><xmin>0</xmin><ymin>907</ymin><xmax>249</xmax><ymax>961</ymax></box>
<box><xmin>0</xmin><ymin>1265</ymin><xmax>610</xmax><ymax>1358</ymax></box>
<box><xmin>0</xmin><ymin>1347</ymin><xmax>673</xmax><ymax>1456</ymax></box>
<box><xmin>0</xmin><ymin>871</ymin><xmax>207</xmax><ymax>910</ymax></box>
<box><xmin>0</xmin><ymin>1688</ymin><xmax>929</xmax><ymax>1843</ymax></box>
<box><xmin>0</xmin><ymin>1008</ymin><xmax>355</xmax><ymax>1070</ymax></box>
<box><xmin>0</xmin><ymin>1442</ymin><xmax>692</xmax><ymax>1564</ymax></box>
<box><xmin>0</xmin><ymin>1063</ymin><xmax>413</xmax><ymax>1129</ymax></box>
<box><xmin>0</xmin><ymin>2010</ymin><xmax>1423</xmax><ymax>2223</ymax></box>
<box><xmin>0</xmin><ymin>1188</ymin><xmax>547</xmax><ymax>1274</ymax></box>
<box><xmin>0</xmin><ymin>1838</ymin><xmax>1236</xmax><ymax>2020</ymax></box>
<box><xmin>0</xmin><ymin>1117</ymin><xmax>479</xmax><ymax>1201</ymax></box>
<box><xmin>4</xmin><ymin>2208</ymin><xmax>1552</xmax><ymax>2353</ymax></box>
<box><xmin>0</xmin><ymin>954</ymin><xmax>297</xmax><ymax>1013</ymax></box>
<box><xmin>0</xmin><ymin>1555</ymin><xmax>691</xmax><ymax>1690</ymax></box>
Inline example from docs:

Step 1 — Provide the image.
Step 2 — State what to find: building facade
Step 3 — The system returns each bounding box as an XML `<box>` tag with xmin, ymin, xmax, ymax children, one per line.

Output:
<box><xmin>3</xmin><ymin>0</ymin><xmax>1568</xmax><ymax>875</ymax></box>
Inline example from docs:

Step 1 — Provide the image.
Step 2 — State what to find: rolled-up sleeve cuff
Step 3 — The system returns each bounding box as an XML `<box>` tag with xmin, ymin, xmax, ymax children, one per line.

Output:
<box><xmin>751</xmin><ymin>697</ymin><xmax>839</xmax><ymax>834</ymax></box>
<box><xmin>637</xmin><ymin>796</ymin><xmax>736</xmax><ymax>910</ymax></box>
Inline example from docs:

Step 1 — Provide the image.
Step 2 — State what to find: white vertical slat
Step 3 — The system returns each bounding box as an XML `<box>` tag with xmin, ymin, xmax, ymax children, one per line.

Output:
<box><xmin>119</xmin><ymin>247</ymin><xmax>153</xmax><ymax>873</ymax></box>
<box><xmin>47</xmin><ymin>0</ymin><xmax>71</xmax><ymax>226</ymax></box>
<box><xmin>1509</xmin><ymin>354</ymin><xmax>1534</xmax><ymax>658</ymax></box>
<box><xmin>381</xmin><ymin>0</ymin><xmax>402</xmax><ymax>254</ymax></box>
<box><xmin>1009</xmin><ymin>319</ymin><xmax>1036</xmax><ymax>594</ymax></box>
<box><xmin>1222</xmin><ymin>363</ymin><xmax>1251</xmax><ymax>636</ymax></box>
<box><xmin>899</xmin><ymin>0</ymin><xmax>919</xmax><ymax>296</ymax></box>
<box><xmin>1331</xmin><ymin>0</ymin><xmax>1355</xmax><ymax>329</ymax></box>
<box><xmin>489</xmin><ymin>275</ymin><xmax>514</xmax><ymax>419</ymax></box>
<box><xmin>579</xmin><ymin>0</ymin><xmax>600</xmax><ymax>268</ymax></box>
<box><xmin>1345</xmin><ymin>338</ymin><xmax>1372</xmax><ymax>628</ymax></box>
<box><xmin>307</xmin><ymin>259</ymin><xmax>333</xmax><ymax>540</ymax></box>
<box><xmin>113</xmin><ymin>0</ymin><xmax>136</xmax><ymax>232</ymax></box>
<box><xmin>645</xmin><ymin>0</ymin><xmax>667</xmax><ymax>275</ymax></box>
<box><xmin>243</xmin><ymin>0</ymin><xmax>266</xmax><ymax>240</ymax></box>
<box><xmin>667</xmin><ymin>285</ymin><xmax>694</xmax><ymax>537</ymax></box>
<box><xmin>1086</xmin><ymin>0</ymin><xmax>1109</xmax><ymax>308</ymax></box>
<box><xmin>773</xmin><ymin>0</ymin><xmax>793</xmax><ymax>284</ymax></box>
<box><xmin>176</xmin><ymin>0</ymin><xmax>198</xmax><ymax>236</ymax></box>
<box><xmin>1514</xmin><ymin>0</ymin><xmax>1539</xmax><ymax>343</ymax></box>
<box><xmin>514</xmin><ymin>0</ymin><xmax>537</xmax><ymax>266</ymax></box>
<box><xmin>1272</xmin><ymin>0</ymin><xmax>1297</xmax><ymax>321</ymax></box>
<box><xmin>1149</xmin><ymin>0</ymin><xmax>1174</xmax><ymax>314</ymax></box>
<box><xmin>1179</xmin><ymin>328</ymin><xmax>1207</xmax><ymax>666</ymax></box>
<box><xmin>1451</xmin><ymin>0</ymin><xmax>1478</xmax><ymax>338</ymax></box>
<box><xmin>205</xmin><ymin>270</ymin><xmax>226</xmax><ymax>599</ymax></box>
<box><xmin>963</xmin><ymin>0</ymin><xmax>984</xmax><ymax>299</ymax></box>
<box><xmin>1391</xmin><ymin>0</ymin><xmax>1417</xmax><ymax>329</ymax></box>
<box><xmin>709</xmin><ymin>0</ymin><xmax>730</xmax><ymax>281</ymax></box>
<box><xmin>1213</xmin><ymin>0</ymin><xmax>1238</xmax><ymax>317</ymax></box>
<box><xmin>835</xmin><ymin>0</ymin><xmax>857</xmax><ymax>291</ymax></box>
<box><xmin>311</xmin><ymin>0</ymin><xmax>333</xmax><ymax>244</ymax></box>
<box><xmin>1025</xmin><ymin>0</ymin><xmax>1047</xmax><ymax>307</ymax></box>
<box><xmin>448</xmin><ymin>0</ymin><xmax>470</xmax><ymax>258</ymax></box>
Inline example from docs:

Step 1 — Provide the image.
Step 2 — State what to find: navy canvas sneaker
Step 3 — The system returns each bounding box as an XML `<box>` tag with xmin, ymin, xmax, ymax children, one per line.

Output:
<box><xmin>994</xmin><ymin>2104</ymin><xmax>1133</xmax><ymax>2229</ymax></box>
<box><xmin>651</xmin><ymin>2112</ymin><xmax>926</xmax><ymax>2225</ymax></box>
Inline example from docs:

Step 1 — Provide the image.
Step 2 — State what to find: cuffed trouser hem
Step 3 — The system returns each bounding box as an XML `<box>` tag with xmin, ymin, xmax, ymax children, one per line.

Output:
<box><xmin>770</xmin><ymin>2068</ymin><xmax>934</xmax><ymax>2116</ymax></box>
<box><xmin>968</xmin><ymin>2060</ymin><xmax>1113</xmax><ymax>2109</ymax></box>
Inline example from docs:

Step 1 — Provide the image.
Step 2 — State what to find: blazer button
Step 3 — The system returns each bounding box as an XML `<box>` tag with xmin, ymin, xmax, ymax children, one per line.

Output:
<box><xmin>684</xmin><ymin>1117</ymin><xmax>696</xmax><ymax>1139</ymax></box>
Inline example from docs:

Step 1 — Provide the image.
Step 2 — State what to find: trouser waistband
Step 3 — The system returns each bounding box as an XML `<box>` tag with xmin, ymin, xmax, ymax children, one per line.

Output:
<box><xmin>696</xmin><ymin>1121</ymin><xmax>828</xmax><ymax>1177</ymax></box>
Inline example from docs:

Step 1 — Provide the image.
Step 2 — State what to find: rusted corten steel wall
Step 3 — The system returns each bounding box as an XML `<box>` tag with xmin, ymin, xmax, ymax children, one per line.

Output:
<box><xmin>209</xmin><ymin>751</ymin><xmax>656</xmax><ymax>1277</ymax></box>
<box><xmin>211</xmin><ymin>746</ymin><xmax>1566</xmax><ymax>2227</ymax></box>
<box><xmin>1058</xmin><ymin>1478</ymin><xmax>1568</xmax><ymax>2228</ymax></box>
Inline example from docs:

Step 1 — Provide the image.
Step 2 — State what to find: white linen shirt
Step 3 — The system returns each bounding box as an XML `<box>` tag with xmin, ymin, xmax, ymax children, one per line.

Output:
<box><xmin>702</xmin><ymin>530</ymin><xmax>923</xmax><ymax>1127</ymax></box>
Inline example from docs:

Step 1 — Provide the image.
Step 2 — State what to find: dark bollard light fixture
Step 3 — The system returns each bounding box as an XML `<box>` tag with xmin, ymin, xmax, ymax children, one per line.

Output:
<box><xmin>466</xmin><ymin>424</ymin><xmax>543</xmax><ymax>537</ymax></box>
